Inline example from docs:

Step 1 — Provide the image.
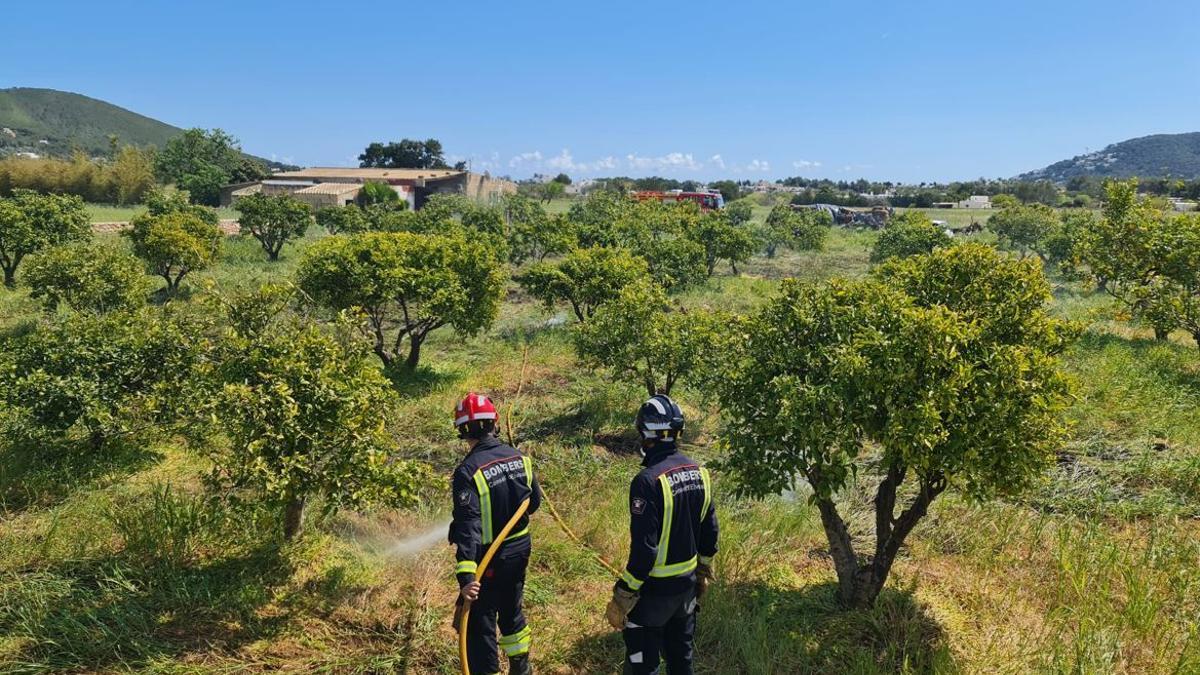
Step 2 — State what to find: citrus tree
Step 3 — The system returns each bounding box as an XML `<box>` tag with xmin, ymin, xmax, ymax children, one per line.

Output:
<box><xmin>870</xmin><ymin>211</ymin><xmax>952</xmax><ymax>263</ymax></box>
<box><xmin>209</xmin><ymin>291</ymin><xmax>430</xmax><ymax>540</ymax></box>
<box><xmin>0</xmin><ymin>189</ymin><xmax>90</xmax><ymax>287</ymax></box>
<box><xmin>0</xmin><ymin>307</ymin><xmax>208</xmax><ymax>450</ymax></box>
<box><xmin>127</xmin><ymin>211</ymin><xmax>223</xmax><ymax>293</ymax></box>
<box><xmin>758</xmin><ymin>203</ymin><xmax>827</xmax><ymax>258</ymax></box>
<box><xmin>502</xmin><ymin>193</ymin><xmax>573</xmax><ymax>264</ymax></box>
<box><xmin>517</xmin><ymin>246</ymin><xmax>648</xmax><ymax>321</ymax></box>
<box><xmin>988</xmin><ymin>203</ymin><xmax>1060</xmax><ymax>259</ymax></box>
<box><xmin>1152</xmin><ymin>213</ymin><xmax>1200</xmax><ymax>347</ymax></box>
<box><xmin>574</xmin><ymin>281</ymin><xmax>722</xmax><ymax>397</ymax></box>
<box><xmin>315</xmin><ymin>204</ymin><xmax>369</xmax><ymax>235</ymax></box>
<box><xmin>24</xmin><ymin>243</ymin><xmax>151</xmax><ymax>313</ymax></box>
<box><xmin>715</xmin><ymin>244</ymin><xmax>1075</xmax><ymax>608</ymax></box>
<box><xmin>1075</xmin><ymin>180</ymin><xmax>1173</xmax><ymax>337</ymax></box>
<box><xmin>296</xmin><ymin>231</ymin><xmax>506</xmax><ymax>369</ymax></box>
<box><xmin>234</xmin><ymin>192</ymin><xmax>312</xmax><ymax>261</ymax></box>
<box><xmin>687</xmin><ymin>209</ymin><xmax>757</xmax><ymax>275</ymax></box>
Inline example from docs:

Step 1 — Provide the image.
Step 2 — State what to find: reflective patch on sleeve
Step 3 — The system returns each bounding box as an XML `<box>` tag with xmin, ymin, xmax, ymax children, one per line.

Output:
<box><xmin>457</xmin><ymin>490</ymin><xmax>472</xmax><ymax>506</ymax></box>
<box><xmin>629</xmin><ymin>652</ymin><xmax>644</xmax><ymax>663</ymax></box>
<box><xmin>631</xmin><ymin>497</ymin><xmax>646</xmax><ymax>515</ymax></box>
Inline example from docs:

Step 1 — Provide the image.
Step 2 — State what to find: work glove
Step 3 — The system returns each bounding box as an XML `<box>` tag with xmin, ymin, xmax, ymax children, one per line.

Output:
<box><xmin>605</xmin><ymin>583</ymin><xmax>639</xmax><ymax>630</ymax></box>
<box><xmin>695</xmin><ymin>561</ymin><xmax>715</xmax><ymax>599</ymax></box>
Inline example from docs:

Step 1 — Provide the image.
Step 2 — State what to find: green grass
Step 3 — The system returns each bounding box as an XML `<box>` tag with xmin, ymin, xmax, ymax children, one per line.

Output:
<box><xmin>2</xmin><ymin>218</ymin><xmax>1200</xmax><ymax>673</ymax></box>
<box><xmin>86</xmin><ymin>203</ymin><xmax>239</xmax><ymax>223</ymax></box>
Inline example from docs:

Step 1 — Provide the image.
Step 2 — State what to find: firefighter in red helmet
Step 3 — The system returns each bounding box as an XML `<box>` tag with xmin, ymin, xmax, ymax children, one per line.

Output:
<box><xmin>448</xmin><ymin>392</ymin><xmax>541</xmax><ymax>675</ymax></box>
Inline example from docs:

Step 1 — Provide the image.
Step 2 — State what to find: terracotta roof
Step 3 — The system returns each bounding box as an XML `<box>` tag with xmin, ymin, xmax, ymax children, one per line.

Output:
<box><xmin>272</xmin><ymin>167</ymin><xmax>464</xmax><ymax>181</ymax></box>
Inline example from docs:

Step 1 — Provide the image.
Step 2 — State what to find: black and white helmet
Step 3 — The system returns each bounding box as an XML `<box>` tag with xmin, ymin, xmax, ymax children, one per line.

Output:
<box><xmin>636</xmin><ymin>394</ymin><xmax>685</xmax><ymax>441</ymax></box>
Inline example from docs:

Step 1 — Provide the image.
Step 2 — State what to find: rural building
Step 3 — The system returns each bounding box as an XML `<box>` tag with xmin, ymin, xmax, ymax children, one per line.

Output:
<box><xmin>957</xmin><ymin>195</ymin><xmax>992</xmax><ymax>209</ymax></box>
<box><xmin>221</xmin><ymin>168</ymin><xmax>517</xmax><ymax>210</ymax></box>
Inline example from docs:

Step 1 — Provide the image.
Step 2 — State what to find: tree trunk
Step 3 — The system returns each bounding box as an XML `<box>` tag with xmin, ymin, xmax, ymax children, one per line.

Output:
<box><xmin>644</xmin><ymin>377</ymin><xmax>657</xmax><ymax>398</ymax></box>
<box><xmin>707</xmin><ymin>259</ymin><xmax>716</xmax><ymax>276</ymax></box>
<box><xmin>283</xmin><ymin>495</ymin><xmax>307</xmax><ymax>541</ymax></box>
<box><xmin>1193</xmin><ymin>331</ymin><xmax>1200</xmax><ymax>350</ymax></box>
<box><xmin>2</xmin><ymin>264</ymin><xmax>14</xmax><ymax>288</ymax></box>
<box><xmin>1155</xmin><ymin>326</ymin><xmax>1170</xmax><ymax>341</ymax></box>
<box><xmin>812</xmin><ymin>465</ymin><xmax>945</xmax><ymax>610</ymax></box>
<box><xmin>405</xmin><ymin>337</ymin><xmax>423</xmax><ymax>369</ymax></box>
<box><xmin>731</xmin><ymin>262</ymin><xmax>740</xmax><ymax>275</ymax></box>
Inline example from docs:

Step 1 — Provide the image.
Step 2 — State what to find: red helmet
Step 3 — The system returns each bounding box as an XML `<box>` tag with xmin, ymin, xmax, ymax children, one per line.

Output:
<box><xmin>455</xmin><ymin>392</ymin><xmax>498</xmax><ymax>438</ymax></box>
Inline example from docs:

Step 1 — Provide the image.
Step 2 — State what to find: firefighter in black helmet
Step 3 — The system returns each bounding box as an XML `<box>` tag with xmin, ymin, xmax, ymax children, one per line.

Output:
<box><xmin>605</xmin><ymin>394</ymin><xmax>718</xmax><ymax>674</ymax></box>
<box><xmin>449</xmin><ymin>393</ymin><xmax>540</xmax><ymax>675</ymax></box>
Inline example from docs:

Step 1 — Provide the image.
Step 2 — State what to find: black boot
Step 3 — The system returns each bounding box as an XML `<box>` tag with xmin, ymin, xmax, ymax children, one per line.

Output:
<box><xmin>509</xmin><ymin>654</ymin><xmax>532</xmax><ymax>675</ymax></box>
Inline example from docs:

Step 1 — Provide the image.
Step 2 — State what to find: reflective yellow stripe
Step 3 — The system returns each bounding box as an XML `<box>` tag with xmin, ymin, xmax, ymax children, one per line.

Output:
<box><xmin>653</xmin><ymin>474</ymin><xmax>673</xmax><ymax>574</ymax></box>
<box><xmin>506</xmin><ymin>526</ymin><xmax>529</xmax><ymax>540</ymax></box>
<box><xmin>473</xmin><ymin>469</ymin><xmax>493</xmax><ymax>544</ymax></box>
<box><xmin>522</xmin><ymin>456</ymin><xmax>533</xmax><ymax>486</ymax></box>
<box><xmin>700</xmin><ymin>467</ymin><xmax>713</xmax><ymax>521</ymax></box>
<box><xmin>650</xmin><ymin>555</ymin><xmax>697</xmax><ymax>577</ymax></box>
<box><xmin>620</xmin><ymin>569</ymin><xmax>644</xmax><ymax>591</ymax></box>
<box><xmin>499</xmin><ymin>625</ymin><xmax>531</xmax><ymax>656</ymax></box>
<box><xmin>698</xmin><ymin>555</ymin><xmax>713</xmax><ymax>566</ymax></box>
<box><xmin>455</xmin><ymin>560</ymin><xmax>478</xmax><ymax>576</ymax></box>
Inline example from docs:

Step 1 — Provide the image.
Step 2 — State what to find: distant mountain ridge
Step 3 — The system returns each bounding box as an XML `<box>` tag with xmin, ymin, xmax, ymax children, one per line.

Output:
<box><xmin>1021</xmin><ymin>132</ymin><xmax>1200</xmax><ymax>182</ymax></box>
<box><xmin>0</xmin><ymin>87</ymin><xmax>289</xmax><ymax>169</ymax></box>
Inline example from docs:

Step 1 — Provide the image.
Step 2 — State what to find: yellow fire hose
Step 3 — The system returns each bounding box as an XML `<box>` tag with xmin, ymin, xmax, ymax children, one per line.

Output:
<box><xmin>459</xmin><ymin>497</ymin><xmax>531</xmax><ymax>675</ymax></box>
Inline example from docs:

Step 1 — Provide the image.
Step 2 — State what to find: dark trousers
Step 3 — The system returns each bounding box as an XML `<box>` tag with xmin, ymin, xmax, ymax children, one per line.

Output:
<box><xmin>466</xmin><ymin>554</ymin><xmax>530</xmax><ymax>674</ymax></box>
<box><xmin>622</xmin><ymin>586</ymin><xmax>697</xmax><ymax>675</ymax></box>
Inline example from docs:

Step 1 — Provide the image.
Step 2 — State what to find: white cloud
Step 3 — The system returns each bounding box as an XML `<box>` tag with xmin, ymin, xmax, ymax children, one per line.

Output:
<box><xmin>625</xmin><ymin>152</ymin><xmax>702</xmax><ymax>172</ymax></box>
<box><xmin>509</xmin><ymin>151</ymin><xmax>543</xmax><ymax>168</ymax></box>
<box><xmin>709</xmin><ymin>154</ymin><xmax>726</xmax><ymax>170</ymax></box>
<box><xmin>546</xmin><ymin>149</ymin><xmax>576</xmax><ymax>171</ymax></box>
<box><xmin>792</xmin><ymin>159</ymin><xmax>822</xmax><ymax>169</ymax></box>
<box><xmin>743</xmin><ymin>159</ymin><xmax>771</xmax><ymax>173</ymax></box>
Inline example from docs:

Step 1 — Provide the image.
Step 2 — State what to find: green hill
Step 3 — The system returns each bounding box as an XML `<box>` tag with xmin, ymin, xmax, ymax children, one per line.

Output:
<box><xmin>0</xmin><ymin>87</ymin><xmax>181</xmax><ymax>157</ymax></box>
<box><xmin>0</xmin><ymin>87</ymin><xmax>290</xmax><ymax>169</ymax></box>
<box><xmin>1021</xmin><ymin>132</ymin><xmax>1200</xmax><ymax>182</ymax></box>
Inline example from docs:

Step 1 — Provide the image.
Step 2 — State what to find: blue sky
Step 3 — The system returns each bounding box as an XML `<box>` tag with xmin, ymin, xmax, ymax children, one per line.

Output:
<box><xmin>3</xmin><ymin>0</ymin><xmax>1198</xmax><ymax>182</ymax></box>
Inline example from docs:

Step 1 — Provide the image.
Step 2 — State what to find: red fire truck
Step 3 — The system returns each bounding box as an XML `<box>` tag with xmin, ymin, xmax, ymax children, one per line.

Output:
<box><xmin>631</xmin><ymin>189</ymin><xmax>725</xmax><ymax>211</ymax></box>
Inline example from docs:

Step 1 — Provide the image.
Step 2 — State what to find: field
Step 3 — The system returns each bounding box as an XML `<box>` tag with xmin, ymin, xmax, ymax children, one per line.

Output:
<box><xmin>2</xmin><ymin>205</ymin><xmax>1200</xmax><ymax>674</ymax></box>
<box><xmin>85</xmin><ymin>203</ymin><xmax>240</xmax><ymax>223</ymax></box>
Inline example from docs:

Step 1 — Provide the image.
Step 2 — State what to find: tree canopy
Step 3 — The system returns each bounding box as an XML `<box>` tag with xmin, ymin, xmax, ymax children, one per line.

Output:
<box><xmin>870</xmin><ymin>211</ymin><xmax>952</xmax><ymax>263</ymax></box>
<box><xmin>296</xmin><ymin>231</ymin><xmax>506</xmax><ymax>369</ymax></box>
<box><xmin>517</xmin><ymin>246</ymin><xmax>649</xmax><ymax>322</ymax></box>
<box><xmin>234</xmin><ymin>193</ymin><xmax>312</xmax><ymax>261</ymax></box>
<box><xmin>156</xmin><ymin>129</ymin><xmax>266</xmax><ymax>206</ymax></box>
<box><xmin>0</xmin><ymin>189</ymin><xmax>90</xmax><ymax>287</ymax></box>
<box><xmin>358</xmin><ymin>139</ymin><xmax>460</xmax><ymax>169</ymax></box>
<box><xmin>25</xmin><ymin>243</ymin><xmax>151</xmax><ymax>313</ymax></box>
<box><xmin>715</xmin><ymin>244</ymin><xmax>1075</xmax><ymax>608</ymax></box>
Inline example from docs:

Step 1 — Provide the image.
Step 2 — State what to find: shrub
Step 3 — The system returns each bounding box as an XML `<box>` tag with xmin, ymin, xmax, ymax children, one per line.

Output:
<box><xmin>359</xmin><ymin>180</ymin><xmax>401</xmax><ymax>206</ymax></box>
<box><xmin>24</xmin><ymin>243</ymin><xmax>151</xmax><ymax>313</ymax></box>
